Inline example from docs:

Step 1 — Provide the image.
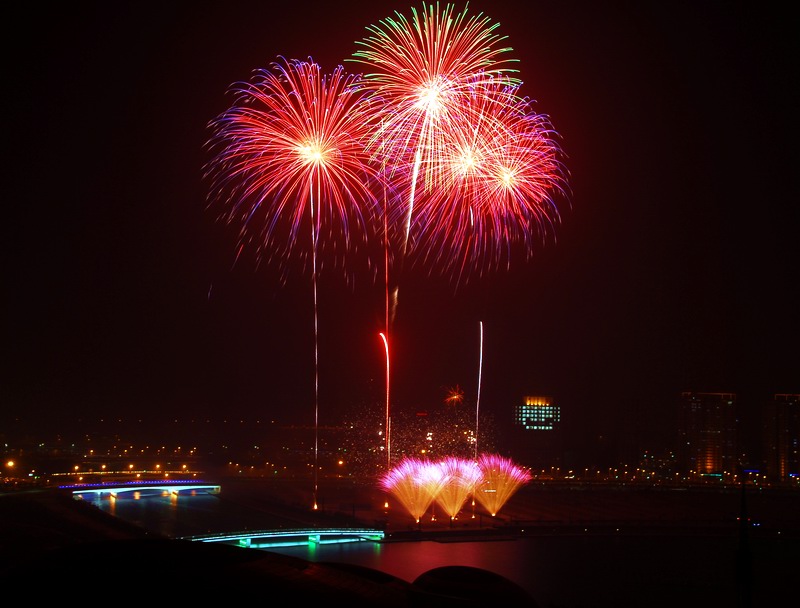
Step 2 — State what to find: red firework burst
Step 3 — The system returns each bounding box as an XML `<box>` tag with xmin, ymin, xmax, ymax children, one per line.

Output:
<box><xmin>204</xmin><ymin>56</ymin><xmax>382</xmax><ymax>279</ymax></box>
<box><xmin>349</xmin><ymin>4</ymin><xmax>568</xmax><ymax>284</ymax></box>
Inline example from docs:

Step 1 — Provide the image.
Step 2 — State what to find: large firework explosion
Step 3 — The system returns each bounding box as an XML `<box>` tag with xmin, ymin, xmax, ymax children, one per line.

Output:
<box><xmin>349</xmin><ymin>2</ymin><xmax>568</xmax><ymax>285</ymax></box>
<box><xmin>205</xmin><ymin>3</ymin><xmax>568</xmax><ymax>504</ymax></box>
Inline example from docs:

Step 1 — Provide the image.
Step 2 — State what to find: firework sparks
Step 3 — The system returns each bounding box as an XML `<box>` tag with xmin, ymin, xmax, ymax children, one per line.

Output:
<box><xmin>350</xmin><ymin>2</ymin><xmax>519</xmax><ymax>187</ymax></box>
<box><xmin>381</xmin><ymin>454</ymin><xmax>530</xmax><ymax>523</ymax></box>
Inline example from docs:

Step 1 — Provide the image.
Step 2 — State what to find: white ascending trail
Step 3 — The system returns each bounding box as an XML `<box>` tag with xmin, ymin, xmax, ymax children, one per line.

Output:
<box><xmin>475</xmin><ymin>321</ymin><xmax>483</xmax><ymax>460</ymax></box>
<box><xmin>380</xmin><ymin>332</ymin><xmax>390</xmax><ymax>470</ymax></box>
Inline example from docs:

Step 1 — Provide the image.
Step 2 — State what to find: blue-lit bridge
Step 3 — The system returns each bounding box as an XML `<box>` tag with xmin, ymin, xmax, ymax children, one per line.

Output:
<box><xmin>64</xmin><ymin>480</ymin><xmax>221</xmax><ymax>499</ymax></box>
<box><xmin>181</xmin><ymin>528</ymin><xmax>385</xmax><ymax>549</ymax></box>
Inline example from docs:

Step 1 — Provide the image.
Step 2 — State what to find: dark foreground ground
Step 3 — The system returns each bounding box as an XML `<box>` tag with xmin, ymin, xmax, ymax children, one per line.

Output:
<box><xmin>2</xmin><ymin>478</ymin><xmax>797</xmax><ymax>605</ymax></box>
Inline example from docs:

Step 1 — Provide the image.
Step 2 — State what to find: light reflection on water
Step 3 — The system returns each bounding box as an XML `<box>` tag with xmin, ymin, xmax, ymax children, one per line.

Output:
<box><xmin>90</xmin><ymin>489</ymin><xmax>795</xmax><ymax>608</ymax></box>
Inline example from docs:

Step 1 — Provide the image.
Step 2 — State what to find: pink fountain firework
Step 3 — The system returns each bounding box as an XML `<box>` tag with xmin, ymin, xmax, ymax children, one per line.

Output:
<box><xmin>381</xmin><ymin>454</ymin><xmax>531</xmax><ymax>523</ymax></box>
<box><xmin>473</xmin><ymin>453</ymin><xmax>533</xmax><ymax>516</ymax></box>
<box><xmin>434</xmin><ymin>456</ymin><xmax>483</xmax><ymax>522</ymax></box>
<box><xmin>380</xmin><ymin>457</ymin><xmax>447</xmax><ymax>523</ymax></box>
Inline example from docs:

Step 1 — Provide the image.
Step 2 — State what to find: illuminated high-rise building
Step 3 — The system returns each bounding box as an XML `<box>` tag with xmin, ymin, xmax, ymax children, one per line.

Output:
<box><xmin>762</xmin><ymin>393</ymin><xmax>800</xmax><ymax>482</ymax></box>
<box><xmin>510</xmin><ymin>395</ymin><xmax>562</xmax><ymax>471</ymax></box>
<box><xmin>677</xmin><ymin>391</ymin><xmax>739</xmax><ymax>476</ymax></box>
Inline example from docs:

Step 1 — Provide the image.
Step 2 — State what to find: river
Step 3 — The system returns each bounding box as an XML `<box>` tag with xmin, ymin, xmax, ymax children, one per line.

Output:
<box><xmin>86</xmin><ymin>478</ymin><xmax>797</xmax><ymax>608</ymax></box>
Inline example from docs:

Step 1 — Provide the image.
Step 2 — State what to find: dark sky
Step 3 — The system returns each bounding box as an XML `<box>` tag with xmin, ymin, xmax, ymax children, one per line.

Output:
<box><xmin>5</xmin><ymin>1</ymin><xmax>798</xmax><ymax>458</ymax></box>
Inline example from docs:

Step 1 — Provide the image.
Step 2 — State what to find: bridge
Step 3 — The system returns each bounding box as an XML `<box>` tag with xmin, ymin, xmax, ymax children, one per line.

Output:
<box><xmin>181</xmin><ymin>528</ymin><xmax>385</xmax><ymax>549</ymax></box>
<box><xmin>64</xmin><ymin>480</ymin><xmax>221</xmax><ymax>499</ymax></box>
<box><xmin>62</xmin><ymin>480</ymin><xmax>385</xmax><ymax>548</ymax></box>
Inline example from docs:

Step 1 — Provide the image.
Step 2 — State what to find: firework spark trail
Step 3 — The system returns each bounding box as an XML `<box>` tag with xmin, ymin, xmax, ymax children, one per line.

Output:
<box><xmin>204</xmin><ymin>57</ymin><xmax>381</xmax><ymax>509</ymax></box>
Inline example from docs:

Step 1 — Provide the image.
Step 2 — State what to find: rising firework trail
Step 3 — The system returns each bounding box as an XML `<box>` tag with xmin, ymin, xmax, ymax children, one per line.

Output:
<box><xmin>379</xmin><ymin>331</ymin><xmax>391</xmax><ymax>470</ymax></box>
<box><xmin>475</xmin><ymin>320</ymin><xmax>483</xmax><ymax>459</ymax></box>
<box><xmin>204</xmin><ymin>57</ymin><xmax>381</xmax><ymax>510</ymax></box>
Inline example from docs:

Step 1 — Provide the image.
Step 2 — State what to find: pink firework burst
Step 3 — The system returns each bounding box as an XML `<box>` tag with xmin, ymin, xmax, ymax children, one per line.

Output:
<box><xmin>349</xmin><ymin>2</ymin><xmax>521</xmax><ymax>258</ymax></box>
<box><xmin>410</xmin><ymin>77</ymin><xmax>569</xmax><ymax>281</ymax></box>
<box><xmin>349</xmin><ymin>4</ymin><xmax>568</xmax><ymax>285</ymax></box>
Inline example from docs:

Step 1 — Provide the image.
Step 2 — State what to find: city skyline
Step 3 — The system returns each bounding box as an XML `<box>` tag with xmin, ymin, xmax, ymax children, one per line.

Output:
<box><xmin>5</xmin><ymin>1</ymin><xmax>798</xmax><ymax>464</ymax></box>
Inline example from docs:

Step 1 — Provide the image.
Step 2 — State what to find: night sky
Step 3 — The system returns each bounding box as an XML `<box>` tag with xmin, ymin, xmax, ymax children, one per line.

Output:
<box><xmin>5</xmin><ymin>1</ymin><xmax>798</xmax><ymax>460</ymax></box>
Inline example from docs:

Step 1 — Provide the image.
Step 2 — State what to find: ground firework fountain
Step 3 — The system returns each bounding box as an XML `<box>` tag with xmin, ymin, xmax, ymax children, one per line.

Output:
<box><xmin>381</xmin><ymin>454</ymin><xmax>531</xmax><ymax>525</ymax></box>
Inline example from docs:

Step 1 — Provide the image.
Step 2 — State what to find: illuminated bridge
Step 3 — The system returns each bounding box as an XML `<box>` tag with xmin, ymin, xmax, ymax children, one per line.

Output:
<box><xmin>181</xmin><ymin>528</ymin><xmax>385</xmax><ymax>549</ymax></box>
<box><xmin>65</xmin><ymin>480</ymin><xmax>221</xmax><ymax>499</ymax></box>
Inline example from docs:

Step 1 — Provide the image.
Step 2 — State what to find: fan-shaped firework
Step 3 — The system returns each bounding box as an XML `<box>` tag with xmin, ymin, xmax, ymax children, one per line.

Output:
<box><xmin>380</xmin><ymin>457</ymin><xmax>447</xmax><ymax>523</ymax></box>
<box><xmin>434</xmin><ymin>456</ymin><xmax>483</xmax><ymax>521</ymax></box>
<box><xmin>474</xmin><ymin>453</ymin><xmax>532</xmax><ymax>516</ymax></box>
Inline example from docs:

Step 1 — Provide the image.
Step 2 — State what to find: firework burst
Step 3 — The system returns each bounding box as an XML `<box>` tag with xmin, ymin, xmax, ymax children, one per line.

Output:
<box><xmin>204</xmin><ymin>57</ymin><xmax>382</xmax><ymax>508</ymax></box>
<box><xmin>410</xmin><ymin>78</ymin><xmax>568</xmax><ymax>282</ymax></box>
<box><xmin>204</xmin><ymin>56</ymin><xmax>381</xmax><ymax>281</ymax></box>
<box><xmin>350</xmin><ymin>3</ymin><xmax>568</xmax><ymax>286</ymax></box>
<box><xmin>444</xmin><ymin>384</ymin><xmax>465</xmax><ymax>405</ymax></box>
<box><xmin>350</xmin><ymin>2</ymin><xmax>519</xmax><ymax>192</ymax></box>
